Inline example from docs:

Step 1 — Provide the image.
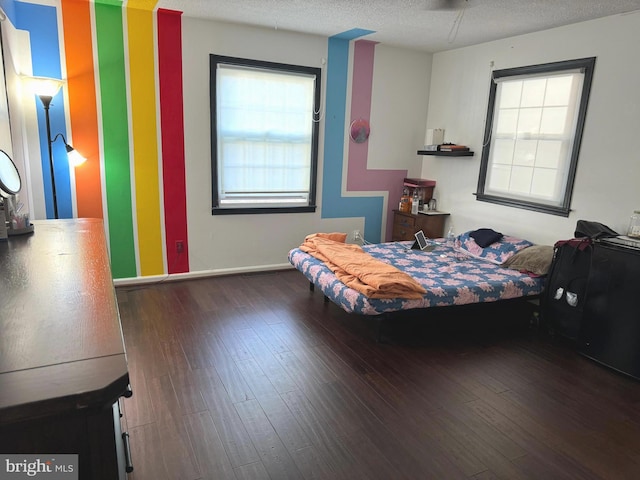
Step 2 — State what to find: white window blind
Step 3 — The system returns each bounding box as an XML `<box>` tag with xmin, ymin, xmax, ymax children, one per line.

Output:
<box><xmin>215</xmin><ymin>63</ymin><xmax>316</xmax><ymax>208</ymax></box>
<box><xmin>484</xmin><ymin>70</ymin><xmax>585</xmax><ymax>207</ymax></box>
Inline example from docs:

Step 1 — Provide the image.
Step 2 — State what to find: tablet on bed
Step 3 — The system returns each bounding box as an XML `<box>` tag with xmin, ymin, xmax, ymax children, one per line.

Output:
<box><xmin>412</xmin><ymin>230</ymin><xmax>435</xmax><ymax>251</ymax></box>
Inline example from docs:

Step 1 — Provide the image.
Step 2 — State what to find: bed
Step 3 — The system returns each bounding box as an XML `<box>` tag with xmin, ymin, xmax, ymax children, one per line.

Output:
<box><xmin>288</xmin><ymin>230</ymin><xmax>549</xmax><ymax>337</ymax></box>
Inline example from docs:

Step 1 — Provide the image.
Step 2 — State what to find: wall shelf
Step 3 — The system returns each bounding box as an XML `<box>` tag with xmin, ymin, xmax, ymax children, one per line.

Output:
<box><xmin>417</xmin><ymin>150</ymin><xmax>474</xmax><ymax>157</ymax></box>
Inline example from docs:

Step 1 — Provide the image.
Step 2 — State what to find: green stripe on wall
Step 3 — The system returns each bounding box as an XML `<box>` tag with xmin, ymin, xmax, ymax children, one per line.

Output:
<box><xmin>94</xmin><ymin>1</ymin><xmax>137</xmax><ymax>278</ymax></box>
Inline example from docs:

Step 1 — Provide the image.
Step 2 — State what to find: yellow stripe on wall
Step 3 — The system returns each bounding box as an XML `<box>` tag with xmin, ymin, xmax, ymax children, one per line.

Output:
<box><xmin>126</xmin><ymin>0</ymin><xmax>164</xmax><ymax>275</ymax></box>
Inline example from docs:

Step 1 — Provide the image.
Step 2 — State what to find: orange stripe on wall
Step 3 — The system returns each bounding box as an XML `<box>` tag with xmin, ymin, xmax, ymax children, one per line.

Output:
<box><xmin>61</xmin><ymin>0</ymin><xmax>103</xmax><ymax>219</ymax></box>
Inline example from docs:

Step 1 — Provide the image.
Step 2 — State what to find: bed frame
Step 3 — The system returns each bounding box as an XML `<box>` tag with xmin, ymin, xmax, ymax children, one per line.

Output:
<box><xmin>289</xmin><ymin>240</ymin><xmax>544</xmax><ymax>341</ymax></box>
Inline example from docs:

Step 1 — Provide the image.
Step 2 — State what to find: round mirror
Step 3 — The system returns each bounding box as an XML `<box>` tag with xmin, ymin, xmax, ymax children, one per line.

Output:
<box><xmin>0</xmin><ymin>149</ymin><xmax>20</xmax><ymax>197</ymax></box>
<box><xmin>350</xmin><ymin>118</ymin><xmax>370</xmax><ymax>144</ymax></box>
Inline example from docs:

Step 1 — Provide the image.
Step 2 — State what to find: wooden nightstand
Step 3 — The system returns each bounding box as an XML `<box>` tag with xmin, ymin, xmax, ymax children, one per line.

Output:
<box><xmin>392</xmin><ymin>210</ymin><xmax>449</xmax><ymax>241</ymax></box>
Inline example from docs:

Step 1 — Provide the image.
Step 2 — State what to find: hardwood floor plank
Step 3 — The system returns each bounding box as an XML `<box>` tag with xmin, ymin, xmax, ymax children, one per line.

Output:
<box><xmin>155</xmin><ymin>418</ymin><xmax>201</xmax><ymax>480</ymax></box>
<box><xmin>511</xmin><ymin>452</ymin><xmax>587</xmax><ymax>480</ymax></box>
<box><xmin>339</xmin><ymin>429</ymin><xmax>413</xmax><ymax>480</ymax></box>
<box><xmin>196</xmin><ymin>366</ymin><xmax>261</xmax><ymax>468</ymax></box>
<box><xmin>233</xmin><ymin>327</ymin><xmax>298</xmax><ymax>394</ymax></box>
<box><xmin>471</xmin><ymin>469</ymin><xmax>500</xmax><ymax>479</ymax></box>
<box><xmin>128</xmin><ymin>423</ymin><xmax>171</xmax><ymax>480</ymax></box>
<box><xmin>269</xmin><ymin>317</ymin><xmax>322</xmax><ymax>349</ymax></box>
<box><xmin>206</xmin><ymin>333</ymin><xmax>255</xmax><ymax>403</ymax></box>
<box><xmin>234</xmin><ymin>356</ymin><xmax>279</xmax><ymax>399</ymax></box>
<box><xmin>169</xmin><ymin>369</ymin><xmax>208</xmax><ymax>415</ymax></box>
<box><xmin>234</xmin><ymin>399</ymin><xmax>304</xmax><ymax>480</ymax></box>
<box><xmin>280</xmin><ymin>388</ymin><xmax>357</xmax><ymax>474</ymax></box>
<box><xmin>122</xmin><ymin>346</ymin><xmax>155</xmax><ymax>428</ymax></box>
<box><xmin>128</xmin><ymin>418</ymin><xmax>200</xmax><ymax>480</ymax></box>
<box><xmin>466</xmin><ymin>394</ymin><xmax>605</xmax><ymax>480</ymax></box>
<box><xmin>501</xmin><ymin>387</ymin><xmax>640</xmax><ymax>478</ymax></box>
<box><xmin>218</xmin><ymin>325</ymin><xmax>257</xmax><ymax>364</ymax></box>
<box><xmin>291</xmin><ymin>445</ymin><xmax>349</xmax><ymax>480</ymax></box>
<box><xmin>173</xmin><ymin>320</ymin><xmax>217</xmax><ymax>370</ymax></box>
<box><xmin>147</xmin><ymin>373</ymin><xmax>183</xmax><ymax>421</ymax></box>
<box><xmin>233</xmin><ymin>461</ymin><xmax>270</xmax><ymax>480</ymax></box>
<box><xmin>246</xmin><ymin>298</ymin><xmax>290</xmax><ymax>325</ymax></box>
<box><xmin>301</xmin><ymin>381</ymin><xmax>370</xmax><ymax>438</ymax></box>
<box><xmin>258</xmin><ymin>392</ymin><xmax>313</xmax><ymax>453</ymax></box>
<box><xmin>440</xmin><ymin>400</ymin><xmax>527</xmax><ymax>461</ymax></box>
<box><xmin>183</xmin><ymin>411</ymin><xmax>237</xmax><ymax>480</ymax></box>
<box><xmin>430</xmin><ymin>408</ymin><xmax>529</xmax><ymax>480</ymax></box>
<box><xmin>158</xmin><ymin>334</ymin><xmax>191</xmax><ymax>376</ymax></box>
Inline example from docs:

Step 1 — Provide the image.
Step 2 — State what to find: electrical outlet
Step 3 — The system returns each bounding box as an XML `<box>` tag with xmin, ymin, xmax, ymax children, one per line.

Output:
<box><xmin>176</xmin><ymin>240</ymin><xmax>184</xmax><ymax>253</ymax></box>
<box><xmin>352</xmin><ymin>230</ymin><xmax>361</xmax><ymax>242</ymax></box>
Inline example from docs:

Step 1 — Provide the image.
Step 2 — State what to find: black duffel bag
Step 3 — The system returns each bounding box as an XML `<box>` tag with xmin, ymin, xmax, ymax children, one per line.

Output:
<box><xmin>574</xmin><ymin>219</ymin><xmax>618</xmax><ymax>239</ymax></box>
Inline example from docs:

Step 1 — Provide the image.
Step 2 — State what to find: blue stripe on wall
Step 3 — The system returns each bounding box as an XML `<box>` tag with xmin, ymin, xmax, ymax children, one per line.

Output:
<box><xmin>0</xmin><ymin>0</ymin><xmax>16</xmax><ymax>22</ymax></box>
<box><xmin>15</xmin><ymin>1</ymin><xmax>73</xmax><ymax>219</ymax></box>
<box><xmin>322</xmin><ymin>29</ymin><xmax>384</xmax><ymax>243</ymax></box>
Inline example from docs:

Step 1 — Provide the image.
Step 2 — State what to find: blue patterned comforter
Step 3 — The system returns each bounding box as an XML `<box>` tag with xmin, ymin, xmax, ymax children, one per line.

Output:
<box><xmin>288</xmin><ymin>241</ymin><xmax>544</xmax><ymax>315</ymax></box>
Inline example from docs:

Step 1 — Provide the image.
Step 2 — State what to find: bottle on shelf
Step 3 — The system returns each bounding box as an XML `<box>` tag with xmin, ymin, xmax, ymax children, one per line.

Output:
<box><xmin>628</xmin><ymin>210</ymin><xmax>640</xmax><ymax>238</ymax></box>
<box><xmin>399</xmin><ymin>187</ymin><xmax>411</xmax><ymax>213</ymax></box>
<box><xmin>411</xmin><ymin>189</ymin><xmax>419</xmax><ymax>215</ymax></box>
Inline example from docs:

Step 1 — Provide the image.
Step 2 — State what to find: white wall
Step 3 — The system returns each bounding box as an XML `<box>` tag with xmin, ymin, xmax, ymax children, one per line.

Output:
<box><xmin>1</xmin><ymin>19</ymin><xmax>39</xmax><ymax>220</ymax></box>
<box><xmin>422</xmin><ymin>12</ymin><xmax>640</xmax><ymax>245</ymax></box>
<box><xmin>368</xmin><ymin>43</ymin><xmax>430</xmax><ymax>175</ymax></box>
<box><xmin>181</xmin><ymin>17</ymin><xmax>431</xmax><ymax>273</ymax></box>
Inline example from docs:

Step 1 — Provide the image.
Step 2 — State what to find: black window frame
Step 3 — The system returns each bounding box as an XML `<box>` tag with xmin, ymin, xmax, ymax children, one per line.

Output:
<box><xmin>210</xmin><ymin>54</ymin><xmax>321</xmax><ymax>215</ymax></box>
<box><xmin>476</xmin><ymin>57</ymin><xmax>596</xmax><ymax>217</ymax></box>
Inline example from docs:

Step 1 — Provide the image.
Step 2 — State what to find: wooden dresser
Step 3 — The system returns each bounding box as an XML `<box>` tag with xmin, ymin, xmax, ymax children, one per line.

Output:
<box><xmin>0</xmin><ymin>219</ymin><xmax>132</xmax><ymax>479</ymax></box>
<box><xmin>392</xmin><ymin>209</ymin><xmax>449</xmax><ymax>241</ymax></box>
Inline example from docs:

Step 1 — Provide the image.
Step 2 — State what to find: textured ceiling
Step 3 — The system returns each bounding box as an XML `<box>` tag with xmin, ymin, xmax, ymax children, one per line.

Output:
<box><xmin>156</xmin><ymin>0</ymin><xmax>640</xmax><ymax>52</ymax></box>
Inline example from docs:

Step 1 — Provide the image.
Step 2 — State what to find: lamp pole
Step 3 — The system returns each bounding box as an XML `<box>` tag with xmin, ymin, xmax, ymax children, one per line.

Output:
<box><xmin>39</xmin><ymin>94</ymin><xmax>58</xmax><ymax>219</ymax></box>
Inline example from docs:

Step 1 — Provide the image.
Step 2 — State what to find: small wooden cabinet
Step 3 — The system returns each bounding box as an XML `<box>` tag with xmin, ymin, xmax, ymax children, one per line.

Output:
<box><xmin>392</xmin><ymin>210</ymin><xmax>449</xmax><ymax>241</ymax></box>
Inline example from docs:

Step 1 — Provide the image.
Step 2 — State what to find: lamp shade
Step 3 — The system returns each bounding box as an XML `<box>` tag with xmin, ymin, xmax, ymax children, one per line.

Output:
<box><xmin>24</xmin><ymin>76</ymin><xmax>64</xmax><ymax>98</ymax></box>
<box><xmin>65</xmin><ymin>145</ymin><xmax>86</xmax><ymax>167</ymax></box>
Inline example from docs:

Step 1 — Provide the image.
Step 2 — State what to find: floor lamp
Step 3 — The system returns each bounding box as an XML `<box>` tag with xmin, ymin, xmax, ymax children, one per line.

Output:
<box><xmin>27</xmin><ymin>76</ymin><xmax>86</xmax><ymax>219</ymax></box>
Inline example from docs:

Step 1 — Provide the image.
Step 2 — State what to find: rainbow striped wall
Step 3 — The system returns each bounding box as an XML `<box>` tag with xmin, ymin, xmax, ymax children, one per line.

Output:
<box><xmin>7</xmin><ymin>0</ymin><xmax>411</xmax><ymax>277</ymax></box>
<box><xmin>6</xmin><ymin>0</ymin><xmax>188</xmax><ymax>279</ymax></box>
<box><xmin>323</xmin><ymin>31</ymin><xmax>408</xmax><ymax>243</ymax></box>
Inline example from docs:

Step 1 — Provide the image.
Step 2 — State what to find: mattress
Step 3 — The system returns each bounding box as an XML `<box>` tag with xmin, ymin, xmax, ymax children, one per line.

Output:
<box><xmin>288</xmin><ymin>240</ymin><xmax>544</xmax><ymax>315</ymax></box>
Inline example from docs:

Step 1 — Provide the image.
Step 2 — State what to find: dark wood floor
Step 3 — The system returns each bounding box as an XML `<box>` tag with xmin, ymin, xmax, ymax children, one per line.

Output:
<box><xmin>116</xmin><ymin>270</ymin><xmax>640</xmax><ymax>480</ymax></box>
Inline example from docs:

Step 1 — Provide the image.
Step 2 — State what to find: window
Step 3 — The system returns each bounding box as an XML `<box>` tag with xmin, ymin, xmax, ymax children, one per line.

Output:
<box><xmin>210</xmin><ymin>55</ymin><xmax>321</xmax><ymax>214</ymax></box>
<box><xmin>476</xmin><ymin>57</ymin><xmax>596</xmax><ymax>216</ymax></box>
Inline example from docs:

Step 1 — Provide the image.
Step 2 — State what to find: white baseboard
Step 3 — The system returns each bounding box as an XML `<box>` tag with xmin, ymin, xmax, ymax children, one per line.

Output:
<box><xmin>113</xmin><ymin>263</ymin><xmax>294</xmax><ymax>287</ymax></box>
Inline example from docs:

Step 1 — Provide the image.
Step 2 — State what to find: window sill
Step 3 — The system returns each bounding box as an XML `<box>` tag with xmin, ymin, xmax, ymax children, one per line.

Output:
<box><xmin>475</xmin><ymin>193</ymin><xmax>570</xmax><ymax>217</ymax></box>
<box><xmin>212</xmin><ymin>205</ymin><xmax>317</xmax><ymax>215</ymax></box>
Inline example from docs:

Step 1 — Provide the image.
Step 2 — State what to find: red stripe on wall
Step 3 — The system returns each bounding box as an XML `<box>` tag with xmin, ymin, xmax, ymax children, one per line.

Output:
<box><xmin>61</xmin><ymin>0</ymin><xmax>103</xmax><ymax>219</ymax></box>
<box><xmin>157</xmin><ymin>8</ymin><xmax>189</xmax><ymax>274</ymax></box>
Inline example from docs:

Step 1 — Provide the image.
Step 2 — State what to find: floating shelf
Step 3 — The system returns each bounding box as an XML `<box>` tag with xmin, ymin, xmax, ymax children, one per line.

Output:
<box><xmin>417</xmin><ymin>150</ymin><xmax>474</xmax><ymax>157</ymax></box>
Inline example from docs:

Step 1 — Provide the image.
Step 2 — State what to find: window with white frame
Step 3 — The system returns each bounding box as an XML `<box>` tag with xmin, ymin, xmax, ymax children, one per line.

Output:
<box><xmin>210</xmin><ymin>55</ymin><xmax>321</xmax><ymax>214</ymax></box>
<box><xmin>476</xmin><ymin>57</ymin><xmax>596</xmax><ymax>216</ymax></box>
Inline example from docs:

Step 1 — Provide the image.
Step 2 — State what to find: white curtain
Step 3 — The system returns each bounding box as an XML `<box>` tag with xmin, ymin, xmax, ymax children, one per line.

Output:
<box><xmin>216</xmin><ymin>64</ymin><xmax>315</xmax><ymax>206</ymax></box>
<box><xmin>486</xmin><ymin>70</ymin><xmax>584</xmax><ymax>207</ymax></box>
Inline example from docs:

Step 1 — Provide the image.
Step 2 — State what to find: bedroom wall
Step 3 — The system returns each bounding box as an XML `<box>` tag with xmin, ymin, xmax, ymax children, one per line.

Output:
<box><xmin>3</xmin><ymin>0</ymin><xmax>431</xmax><ymax>280</ymax></box>
<box><xmin>421</xmin><ymin>11</ymin><xmax>640</xmax><ymax>245</ymax></box>
<box><xmin>181</xmin><ymin>20</ymin><xmax>431</xmax><ymax>274</ymax></box>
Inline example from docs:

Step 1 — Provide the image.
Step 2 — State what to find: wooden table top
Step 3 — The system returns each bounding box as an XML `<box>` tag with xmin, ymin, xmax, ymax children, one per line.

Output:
<box><xmin>0</xmin><ymin>219</ymin><xmax>129</xmax><ymax>424</ymax></box>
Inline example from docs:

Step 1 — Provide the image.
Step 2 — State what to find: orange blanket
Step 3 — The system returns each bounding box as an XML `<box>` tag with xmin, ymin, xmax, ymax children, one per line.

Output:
<box><xmin>299</xmin><ymin>233</ymin><xmax>427</xmax><ymax>299</ymax></box>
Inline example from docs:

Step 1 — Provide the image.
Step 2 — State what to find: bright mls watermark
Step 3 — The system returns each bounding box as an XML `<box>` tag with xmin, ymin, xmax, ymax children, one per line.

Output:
<box><xmin>1</xmin><ymin>455</ymin><xmax>78</xmax><ymax>479</ymax></box>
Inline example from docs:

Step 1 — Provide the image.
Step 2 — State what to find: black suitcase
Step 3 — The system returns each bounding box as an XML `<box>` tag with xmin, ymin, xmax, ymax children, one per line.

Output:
<box><xmin>541</xmin><ymin>237</ymin><xmax>593</xmax><ymax>341</ymax></box>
